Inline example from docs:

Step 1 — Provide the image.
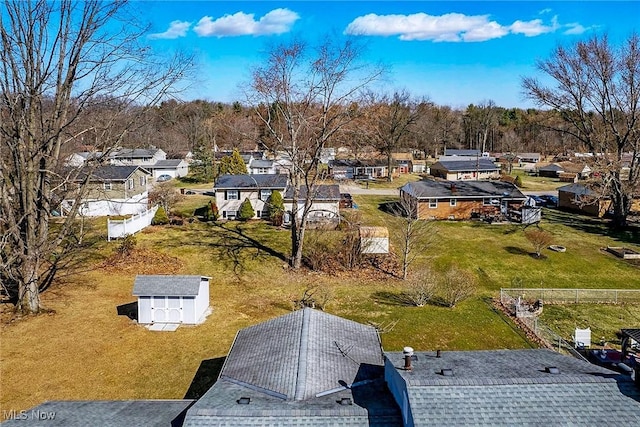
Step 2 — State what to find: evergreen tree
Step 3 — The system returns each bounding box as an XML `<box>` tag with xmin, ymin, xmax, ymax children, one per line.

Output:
<box><xmin>238</xmin><ymin>198</ymin><xmax>255</xmax><ymax>221</ymax></box>
<box><xmin>267</xmin><ymin>190</ymin><xmax>285</xmax><ymax>226</ymax></box>
<box><xmin>152</xmin><ymin>206</ymin><xmax>170</xmax><ymax>225</ymax></box>
<box><xmin>218</xmin><ymin>148</ymin><xmax>247</xmax><ymax>176</ymax></box>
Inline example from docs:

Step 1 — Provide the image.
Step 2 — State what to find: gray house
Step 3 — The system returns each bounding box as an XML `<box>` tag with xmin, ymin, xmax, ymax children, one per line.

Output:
<box><xmin>133</xmin><ymin>275</ymin><xmax>210</xmax><ymax>325</ymax></box>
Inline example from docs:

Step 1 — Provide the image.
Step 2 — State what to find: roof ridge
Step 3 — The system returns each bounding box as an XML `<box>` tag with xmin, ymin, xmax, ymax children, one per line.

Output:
<box><xmin>294</xmin><ymin>308</ymin><xmax>310</xmax><ymax>400</ymax></box>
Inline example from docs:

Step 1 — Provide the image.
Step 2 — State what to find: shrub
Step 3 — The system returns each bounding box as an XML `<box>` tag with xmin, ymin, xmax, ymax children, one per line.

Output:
<box><xmin>238</xmin><ymin>198</ymin><xmax>255</xmax><ymax>221</ymax></box>
<box><xmin>207</xmin><ymin>201</ymin><xmax>219</xmax><ymax>221</ymax></box>
<box><xmin>437</xmin><ymin>267</ymin><xmax>477</xmax><ymax>308</ymax></box>
<box><xmin>404</xmin><ymin>269</ymin><xmax>438</xmax><ymax>307</ymax></box>
<box><xmin>514</xmin><ymin>175</ymin><xmax>523</xmax><ymax>187</ymax></box>
<box><xmin>115</xmin><ymin>234</ymin><xmax>137</xmax><ymax>257</ymax></box>
<box><xmin>152</xmin><ymin>206</ymin><xmax>169</xmax><ymax>225</ymax></box>
<box><xmin>267</xmin><ymin>190</ymin><xmax>285</xmax><ymax>226</ymax></box>
<box><xmin>524</xmin><ymin>228</ymin><xmax>553</xmax><ymax>258</ymax></box>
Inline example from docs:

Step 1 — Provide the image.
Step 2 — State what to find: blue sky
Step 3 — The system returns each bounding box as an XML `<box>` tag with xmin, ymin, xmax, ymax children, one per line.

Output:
<box><xmin>142</xmin><ymin>1</ymin><xmax>640</xmax><ymax>109</ymax></box>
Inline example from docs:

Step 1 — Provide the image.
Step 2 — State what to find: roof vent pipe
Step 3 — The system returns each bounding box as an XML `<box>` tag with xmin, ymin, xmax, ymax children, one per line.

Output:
<box><xmin>436</xmin><ymin>349</ymin><xmax>441</xmax><ymax>358</ymax></box>
<box><xmin>403</xmin><ymin>346</ymin><xmax>414</xmax><ymax>371</ymax></box>
<box><xmin>441</xmin><ymin>368</ymin><xmax>454</xmax><ymax>376</ymax></box>
<box><xmin>545</xmin><ymin>366</ymin><xmax>560</xmax><ymax>374</ymax></box>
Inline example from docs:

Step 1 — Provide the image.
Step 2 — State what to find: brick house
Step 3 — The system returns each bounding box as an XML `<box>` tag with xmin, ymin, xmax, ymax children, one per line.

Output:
<box><xmin>400</xmin><ymin>180</ymin><xmax>527</xmax><ymax>221</ymax></box>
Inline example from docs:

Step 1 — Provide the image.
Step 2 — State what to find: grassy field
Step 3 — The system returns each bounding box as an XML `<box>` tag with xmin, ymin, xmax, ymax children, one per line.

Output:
<box><xmin>1</xmin><ymin>195</ymin><xmax>639</xmax><ymax>413</ymax></box>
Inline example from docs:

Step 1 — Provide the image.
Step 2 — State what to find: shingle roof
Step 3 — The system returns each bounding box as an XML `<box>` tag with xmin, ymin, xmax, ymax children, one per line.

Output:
<box><xmin>111</xmin><ymin>148</ymin><xmax>163</xmax><ymax>159</ymax></box>
<box><xmin>431</xmin><ymin>158</ymin><xmax>499</xmax><ymax>172</ymax></box>
<box><xmin>283</xmin><ymin>185</ymin><xmax>341</xmax><ymax>201</ymax></box>
<box><xmin>132</xmin><ymin>275</ymin><xmax>209</xmax><ymax>297</ymax></box>
<box><xmin>249</xmin><ymin>159</ymin><xmax>274</xmax><ymax>168</ymax></box>
<box><xmin>152</xmin><ymin>159</ymin><xmax>185</xmax><ymax>168</ymax></box>
<box><xmin>400</xmin><ymin>180</ymin><xmax>526</xmax><ymax>200</ymax></box>
<box><xmin>214</xmin><ymin>174</ymin><xmax>288</xmax><ymax>190</ymax></box>
<box><xmin>184</xmin><ymin>308</ymin><xmax>400</xmax><ymax>426</ymax></box>
<box><xmin>75</xmin><ymin>165</ymin><xmax>145</xmax><ymax>182</ymax></box>
<box><xmin>557</xmin><ymin>183</ymin><xmax>597</xmax><ymax>196</ymax></box>
<box><xmin>386</xmin><ymin>348</ymin><xmax>640</xmax><ymax>425</ymax></box>
<box><xmin>444</xmin><ymin>149</ymin><xmax>481</xmax><ymax>156</ymax></box>
<box><xmin>538</xmin><ymin>163</ymin><xmax>564</xmax><ymax>172</ymax></box>
<box><xmin>0</xmin><ymin>400</ymin><xmax>194</xmax><ymax>427</ymax></box>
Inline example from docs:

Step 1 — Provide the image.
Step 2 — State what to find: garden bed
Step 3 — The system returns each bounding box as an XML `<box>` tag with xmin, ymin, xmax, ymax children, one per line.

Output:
<box><xmin>606</xmin><ymin>246</ymin><xmax>640</xmax><ymax>260</ymax></box>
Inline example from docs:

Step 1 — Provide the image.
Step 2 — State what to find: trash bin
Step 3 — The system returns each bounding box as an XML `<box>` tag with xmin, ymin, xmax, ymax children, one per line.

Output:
<box><xmin>180</xmin><ymin>188</ymin><xmax>185</xmax><ymax>194</ymax></box>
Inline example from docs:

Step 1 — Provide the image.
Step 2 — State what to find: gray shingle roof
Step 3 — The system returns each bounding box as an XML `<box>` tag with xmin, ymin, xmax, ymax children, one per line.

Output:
<box><xmin>283</xmin><ymin>185</ymin><xmax>341</xmax><ymax>202</ymax></box>
<box><xmin>111</xmin><ymin>148</ymin><xmax>163</xmax><ymax>159</ymax></box>
<box><xmin>132</xmin><ymin>275</ymin><xmax>209</xmax><ymax>297</ymax></box>
<box><xmin>557</xmin><ymin>183</ymin><xmax>597</xmax><ymax>196</ymax></box>
<box><xmin>184</xmin><ymin>308</ymin><xmax>400</xmax><ymax>426</ymax></box>
<box><xmin>249</xmin><ymin>159</ymin><xmax>274</xmax><ymax>168</ymax></box>
<box><xmin>0</xmin><ymin>400</ymin><xmax>194</xmax><ymax>427</ymax></box>
<box><xmin>386</xmin><ymin>349</ymin><xmax>640</xmax><ymax>425</ymax></box>
<box><xmin>152</xmin><ymin>159</ymin><xmax>185</xmax><ymax>168</ymax></box>
<box><xmin>400</xmin><ymin>180</ymin><xmax>525</xmax><ymax>200</ymax></box>
<box><xmin>443</xmin><ymin>149</ymin><xmax>481</xmax><ymax>156</ymax></box>
<box><xmin>214</xmin><ymin>174</ymin><xmax>288</xmax><ymax>190</ymax></box>
<box><xmin>431</xmin><ymin>158</ymin><xmax>500</xmax><ymax>172</ymax></box>
<box><xmin>74</xmin><ymin>165</ymin><xmax>146</xmax><ymax>182</ymax></box>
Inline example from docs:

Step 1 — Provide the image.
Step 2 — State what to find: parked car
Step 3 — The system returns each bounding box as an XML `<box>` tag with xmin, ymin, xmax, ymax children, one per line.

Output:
<box><xmin>529</xmin><ymin>195</ymin><xmax>546</xmax><ymax>207</ymax></box>
<box><xmin>156</xmin><ymin>174</ymin><xmax>172</xmax><ymax>182</ymax></box>
<box><xmin>540</xmin><ymin>195</ymin><xmax>558</xmax><ymax>207</ymax></box>
<box><xmin>340</xmin><ymin>193</ymin><xmax>353</xmax><ymax>209</ymax></box>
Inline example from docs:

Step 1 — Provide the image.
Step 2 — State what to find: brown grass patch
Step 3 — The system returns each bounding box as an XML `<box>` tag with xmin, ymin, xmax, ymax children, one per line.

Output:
<box><xmin>101</xmin><ymin>248</ymin><xmax>184</xmax><ymax>275</ymax></box>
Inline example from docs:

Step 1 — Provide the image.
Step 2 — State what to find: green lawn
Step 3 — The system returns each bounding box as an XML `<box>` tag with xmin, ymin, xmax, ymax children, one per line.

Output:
<box><xmin>2</xmin><ymin>194</ymin><xmax>639</xmax><ymax>413</ymax></box>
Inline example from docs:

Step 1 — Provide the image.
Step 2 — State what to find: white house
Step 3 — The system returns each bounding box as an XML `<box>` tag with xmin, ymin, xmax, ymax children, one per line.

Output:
<box><xmin>283</xmin><ymin>184</ymin><xmax>341</xmax><ymax>224</ymax></box>
<box><xmin>61</xmin><ymin>165</ymin><xmax>150</xmax><ymax>217</ymax></box>
<box><xmin>133</xmin><ymin>275</ymin><xmax>211</xmax><ymax>325</ymax></box>
<box><xmin>109</xmin><ymin>148</ymin><xmax>166</xmax><ymax>166</ymax></box>
<box><xmin>147</xmin><ymin>159</ymin><xmax>189</xmax><ymax>179</ymax></box>
<box><xmin>214</xmin><ymin>174</ymin><xmax>289</xmax><ymax>220</ymax></box>
<box><xmin>247</xmin><ymin>158</ymin><xmax>277</xmax><ymax>175</ymax></box>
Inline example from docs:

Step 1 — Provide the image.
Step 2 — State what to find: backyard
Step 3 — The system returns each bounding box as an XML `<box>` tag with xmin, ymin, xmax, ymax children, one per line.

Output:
<box><xmin>1</xmin><ymin>193</ymin><xmax>639</xmax><ymax>413</ymax></box>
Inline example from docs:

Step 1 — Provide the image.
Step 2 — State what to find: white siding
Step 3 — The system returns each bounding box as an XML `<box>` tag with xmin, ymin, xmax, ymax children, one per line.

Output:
<box><xmin>182</xmin><ymin>297</ymin><xmax>196</xmax><ymax>324</ymax></box>
<box><xmin>138</xmin><ymin>296</ymin><xmax>152</xmax><ymax>324</ymax></box>
<box><xmin>66</xmin><ymin>191</ymin><xmax>148</xmax><ymax>217</ymax></box>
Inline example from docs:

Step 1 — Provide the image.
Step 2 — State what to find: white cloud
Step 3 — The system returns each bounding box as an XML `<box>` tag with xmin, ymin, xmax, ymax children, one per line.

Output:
<box><xmin>563</xmin><ymin>23</ymin><xmax>588</xmax><ymax>35</ymax></box>
<box><xmin>509</xmin><ymin>18</ymin><xmax>558</xmax><ymax>37</ymax></box>
<box><xmin>193</xmin><ymin>8</ymin><xmax>299</xmax><ymax>37</ymax></box>
<box><xmin>538</xmin><ymin>8</ymin><xmax>553</xmax><ymax>15</ymax></box>
<box><xmin>149</xmin><ymin>20</ymin><xmax>191</xmax><ymax>39</ymax></box>
<box><xmin>345</xmin><ymin>12</ymin><xmax>507</xmax><ymax>42</ymax></box>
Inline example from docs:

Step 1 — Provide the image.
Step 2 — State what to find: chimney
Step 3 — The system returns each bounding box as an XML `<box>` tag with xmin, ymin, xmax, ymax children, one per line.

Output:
<box><xmin>450</xmin><ymin>183</ymin><xmax>456</xmax><ymax>194</ymax></box>
<box><xmin>403</xmin><ymin>346</ymin><xmax>414</xmax><ymax>371</ymax></box>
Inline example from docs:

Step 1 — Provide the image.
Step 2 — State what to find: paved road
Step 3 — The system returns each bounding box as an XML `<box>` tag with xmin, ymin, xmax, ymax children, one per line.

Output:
<box><xmin>338</xmin><ymin>183</ymin><xmax>558</xmax><ymax>197</ymax></box>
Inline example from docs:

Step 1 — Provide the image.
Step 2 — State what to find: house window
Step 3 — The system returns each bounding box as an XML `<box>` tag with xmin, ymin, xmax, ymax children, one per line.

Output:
<box><xmin>483</xmin><ymin>198</ymin><xmax>492</xmax><ymax>206</ymax></box>
<box><xmin>429</xmin><ymin>199</ymin><xmax>437</xmax><ymax>209</ymax></box>
<box><xmin>450</xmin><ymin>199</ymin><xmax>457</xmax><ymax>207</ymax></box>
<box><xmin>260</xmin><ymin>189</ymin><xmax>272</xmax><ymax>200</ymax></box>
<box><xmin>139</xmin><ymin>176</ymin><xmax>146</xmax><ymax>186</ymax></box>
<box><xmin>103</xmin><ymin>182</ymin><xmax>112</xmax><ymax>191</ymax></box>
<box><xmin>127</xmin><ymin>179</ymin><xmax>134</xmax><ymax>190</ymax></box>
<box><xmin>226</xmin><ymin>190</ymin><xmax>239</xmax><ymax>200</ymax></box>
<box><xmin>222</xmin><ymin>211</ymin><xmax>227</xmax><ymax>219</ymax></box>
<box><xmin>256</xmin><ymin>210</ymin><xmax>261</xmax><ymax>218</ymax></box>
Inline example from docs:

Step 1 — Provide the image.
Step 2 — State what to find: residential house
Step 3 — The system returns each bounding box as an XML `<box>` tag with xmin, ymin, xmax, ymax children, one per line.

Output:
<box><xmin>213</xmin><ymin>174</ymin><xmax>288</xmax><ymax>220</ymax></box>
<box><xmin>391</xmin><ymin>152</ymin><xmax>413</xmax><ymax>174</ymax></box>
<box><xmin>133</xmin><ymin>275</ymin><xmax>211</xmax><ymax>326</ymax></box>
<box><xmin>537</xmin><ymin>162</ymin><xmax>592</xmax><ymax>180</ymax></box>
<box><xmin>247</xmin><ymin>158</ymin><xmax>276</xmax><ymax>175</ymax></box>
<box><xmin>518</xmin><ymin>152</ymin><xmax>541</xmax><ymax>163</ymax></box>
<box><xmin>283</xmin><ymin>184</ymin><xmax>341</xmax><ymax>224</ymax></box>
<box><xmin>64</xmin><ymin>151</ymin><xmax>105</xmax><ymax>167</ymax></box>
<box><xmin>429</xmin><ymin>158</ymin><xmax>500</xmax><ymax>181</ymax></box>
<box><xmin>328</xmin><ymin>159</ymin><xmax>397</xmax><ymax>180</ymax></box>
<box><xmin>146</xmin><ymin>159</ymin><xmax>189</xmax><ymax>179</ymax></box>
<box><xmin>10</xmin><ymin>309</ymin><xmax>640</xmax><ymax>426</ymax></box>
<box><xmin>400</xmin><ymin>180</ymin><xmax>527</xmax><ymax>221</ymax></box>
<box><xmin>443</xmin><ymin>148</ymin><xmax>482</xmax><ymax>158</ymax></box>
<box><xmin>109</xmin><ymin>148</ymin><xmax>166</xmax><ymax>166</ymax></box>
<box><xmin>558</xmin><ymin>183</ymin><xmax>611</xmax><ymax>217</ymax></box>
<box><xmin>61</xmin><ymin>165</ymin><xmax>150</xmax><ymax>217</ymax></box>
<box><xmin>412</xmin><ymin>159</ymin><xmax>427</xmax><ymax>174</ymax></box>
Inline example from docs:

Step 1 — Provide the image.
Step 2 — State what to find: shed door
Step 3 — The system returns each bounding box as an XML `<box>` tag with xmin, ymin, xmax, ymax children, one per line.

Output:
<box><xmin>151</xmin><ymin>296</ymin><xmax>182</xmax><ymax>323</ymax></box>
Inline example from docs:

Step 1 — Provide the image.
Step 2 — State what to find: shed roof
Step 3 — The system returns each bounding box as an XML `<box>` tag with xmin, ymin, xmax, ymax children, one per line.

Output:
<box><xmin>400</xmin><ymin>180</ymin><xmax>526</xmax><ymax>200</ymax></box>
<box><xmin>359</xmin><ymin>226</ymin><xmax>389</xmax><ymax>238</ymax></box>
<box><xmin>214</xmin><ymin>174</ymin><xmax>288</xmax><ymax>190</ymax></box>
<box><xmin>431</xmin><ymin>158</ymin><xmax>499</xmax><ymax>172</ymax></box>
<box><xmin>132</xmin><ymin>275</ymin><xmax>209</xmax><ymax>297</ymax></box>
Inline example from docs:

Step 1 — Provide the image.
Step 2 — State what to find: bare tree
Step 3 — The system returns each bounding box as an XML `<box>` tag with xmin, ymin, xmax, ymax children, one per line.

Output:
<box><xmin>0</xmin><ymin>0</ymin><xmax>191</xmax><ymax>313</ymax></box>
<box><xmin>438</xmin><ymin>267</ymin><xmax>477</xmax><ymax>308</ymax></box>
<box><xmin>247</xmin><ymin>36</ymin><xmax>382</xmax><ymax>269</ymax></box>
<box><xmin>522</xmin><ymin>34</ymin><xmax>640</xmax><ymax>228</ymax></box>
<box><xmin>524</xmin><ymin>228</ymin><xmax>553</xmax><ymax>258</ymax></box>
<box><xmin>148</xmin><ymin>182</ymin><xmax>184</xmax><ymax>214</ymax></box>
<box><xmin>393</xmin><ymin>196</ymin><xmax>435</xmax><ymax>280</ymax></box>
<box><xmin>366</xmin><ymin>89</ymin><xmax>421</xmax><ymax>181</ymax></box>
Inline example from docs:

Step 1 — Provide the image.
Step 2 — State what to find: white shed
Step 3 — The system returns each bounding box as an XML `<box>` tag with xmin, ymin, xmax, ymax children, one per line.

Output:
<box><xmin>133</xmin><ymin>275</ymin><xmax>210</xmax><ymax>325</ymax></box>
<box><xmin>360</xmin><ymin>226</ymin><xmax>389</xmax><ymax>254</ymax></box>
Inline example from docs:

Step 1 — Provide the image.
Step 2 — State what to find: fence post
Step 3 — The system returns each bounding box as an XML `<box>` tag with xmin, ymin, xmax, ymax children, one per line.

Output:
<box><xmin>615</xmin><ymin>290</ymin><xmax>618</xmax><ymax>305</ymax></box>
<box><xmin>575</xmin><ymin>289</ymin><xmax>578</xmax><ymax>304</ymax></box>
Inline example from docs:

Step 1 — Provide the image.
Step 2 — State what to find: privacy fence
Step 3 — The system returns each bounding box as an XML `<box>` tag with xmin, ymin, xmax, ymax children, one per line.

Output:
<box><xmin>107</xmin><ymin>205</ymin><xmax>158</xmax><ymax>241</ymax></box>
